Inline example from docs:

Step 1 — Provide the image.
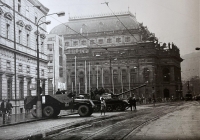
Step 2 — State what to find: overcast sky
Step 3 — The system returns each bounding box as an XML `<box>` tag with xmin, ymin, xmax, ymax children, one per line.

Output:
<box><xmin>38</xmin><ymin>0</ymin><xmax>199</xmax><ymax>56</ymax></box>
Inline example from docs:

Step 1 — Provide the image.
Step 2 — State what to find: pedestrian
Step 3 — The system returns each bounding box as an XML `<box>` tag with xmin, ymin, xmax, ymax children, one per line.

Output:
<box><xmin>7</xmin><ymin>99</ymin><xmax>13</xmax><ymax>116</ymax></box>
<box><xmin>0</xmin><ymin>100</ymin><xmax>8</xmax><ymax>123</ymax></box>
<box><xmin>128</xmin><ymin>96</ymin><xmax>133</xmax><ymax>111</ymax></box>
<box><xmin>56</xmin><ymin>89</ymin><xmax>62</xmax><ymax>94</ymax></box>
<box><xmin>132</xmin><ymin>96</ymin><xmax>137</xmax><ymax>110</ymax></box>
<box><xmin>152</xmin><ymin>87</ymin><xmax>156</xmax><ymax>106</ymax></box>
<box><xmin>100</xmin><ymin>97</ymin><xmax>106</xmax><ymax>115</ymax></box>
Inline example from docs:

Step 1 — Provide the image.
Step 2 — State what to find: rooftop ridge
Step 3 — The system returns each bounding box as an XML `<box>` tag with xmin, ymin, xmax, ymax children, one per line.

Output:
<box><xmin>69</xmin><ymin>11</ymin><xmax>135</xmax><ymax>21</ymax></box>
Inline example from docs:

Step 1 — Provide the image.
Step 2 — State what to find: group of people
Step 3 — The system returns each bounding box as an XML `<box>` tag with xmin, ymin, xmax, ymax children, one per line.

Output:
<box><xmin>0</xmin><ymin>99</ymin><xmax>13</xmax><ymax>122</ymax></box>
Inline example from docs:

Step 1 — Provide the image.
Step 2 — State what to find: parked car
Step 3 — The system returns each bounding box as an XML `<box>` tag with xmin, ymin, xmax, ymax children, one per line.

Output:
<box><xmin>185</xmin><ymin>93</ymin><xmax>193</xmax><ymax>101</ymax></box>
<box><xmin>195</xmin><ymin>95</ymin><xmax>200</xmax><ymax>101</ymax></box>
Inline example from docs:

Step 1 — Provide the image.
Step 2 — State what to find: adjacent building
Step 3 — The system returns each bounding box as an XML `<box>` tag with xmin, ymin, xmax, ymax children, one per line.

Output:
<box><xmin>50</xmin><ymin>11</ymin><xmax>183</xmax><ymax>100</ymax></box>
<box><xmin>46</xmin><ymin>34</ymin><xmax>66</xmax><ymax>95</ymax></box>
<box><xmin>0</xmin><ymin>0</ymin><xmax>49</xmax><ymax>114</ymax></box>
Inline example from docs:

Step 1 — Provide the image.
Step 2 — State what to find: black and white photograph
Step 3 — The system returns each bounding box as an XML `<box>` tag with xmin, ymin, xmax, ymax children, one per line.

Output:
<box><xmin>0</xmin><ymin>0</ymin><xmax>199</xmax><ymax>139</ymax></box>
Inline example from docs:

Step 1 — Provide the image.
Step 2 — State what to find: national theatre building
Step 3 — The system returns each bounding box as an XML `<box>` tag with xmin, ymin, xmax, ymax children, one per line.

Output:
<box><xmin>50</xmin><ymin>12</ymin><xmax>183</xmax><ymax>100</ymax></box>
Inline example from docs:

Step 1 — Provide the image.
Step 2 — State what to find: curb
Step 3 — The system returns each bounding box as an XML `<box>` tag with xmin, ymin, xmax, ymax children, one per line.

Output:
<box><xmin>0</xmin><ymin>112</ymin><xmax>78</xmax><ymax>128</ymax></box>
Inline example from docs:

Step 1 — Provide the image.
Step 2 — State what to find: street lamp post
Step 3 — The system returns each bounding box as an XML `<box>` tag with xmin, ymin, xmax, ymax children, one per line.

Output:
<box><xmin>36</xmin><ymin>11</ymin><xmax>65</xmax><ymax>118</ymax></box>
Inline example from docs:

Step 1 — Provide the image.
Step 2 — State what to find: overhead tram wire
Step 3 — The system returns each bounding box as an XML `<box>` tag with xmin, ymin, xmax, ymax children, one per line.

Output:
<box><xmin>101</xmin><ymin>2</ymin><xmax>139</xmax><ymax>43</ymax></box>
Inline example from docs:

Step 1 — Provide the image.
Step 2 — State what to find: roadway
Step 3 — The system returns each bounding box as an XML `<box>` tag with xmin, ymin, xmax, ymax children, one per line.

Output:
<box><xmin>0</xmin><ymin>101</ymin><xmax>199</xmax><ymax>140</ymax></box>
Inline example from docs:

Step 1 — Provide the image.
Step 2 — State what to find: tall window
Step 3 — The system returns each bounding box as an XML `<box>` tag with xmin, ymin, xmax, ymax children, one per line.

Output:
<box><xmin>116</xmin><ymin>37</ymin><xmax>121</xmax><ymax>43</ymax></box>
<box><xmin>98</xmin><ymin>39</ymin><xmax>103</xmax><ymax>44</ymax></box>
<box><xmin>27</xmin><ymin>81</ymin><xmax>31</xmax><ymax>96</ymax></box>
<box><xmin>0</xmin><ymin>76</ymin><xmax>2</xmax><ymax>99</ymax></box>
<box><xmin>6</xmin><ymin>61</ymin><xmax>11</xmax><ymax>70</ymax></box>
<box><xmin>6</xmin><ymin>24</ymin><xmax>10</xmax><ymax>39</ymax></box>
<box><xmin>26</xmin><ymin>6</ymin><xmax>29</xmax><ymax>18</ymax></box>
<box><xmin>26</xmin><ymin>66</ymin><xmax>30</xmax><ymax>74</ymax></box>
<box><xmin>48</xmin><ymin>55</ymin><xmax>53</xmax><ymax>63</ymax></box>
<box><xmin>125</xmin><ymin>37</ymin><xmax>130</xmax><ymax>42</ymax></box>
<box><xmin>18</xmin><ymin>0</ymin><xmax>21</xmax><ymax>13</ymax></box>
<box><xmin>47</xmin><ymin>44</ymin><xmax>53</xmax><ymax>51</ymax></box>
<box><xmin>35</xmin><ymin>12</ymin><xmax>38</xmax><ymax>24</ymax></box>
<box><xmin>41</xmin><ymin>69</ymin><xmax>44</xmax><ymax>76</ymax></box>
<box><xmin>19</xmin><ymin>79</ymin><xmax>24</xmax><ymax>99</ymax></box>
<box><xmin>41</xmin><ymin>41</ymin><xmax>44</xmax><ymax>53</ymax></box>
<box><xmin>18</xmin><ymin>30</ymin><xmax>21</xmax><ymax>43</ymax></box>
<box><xmin>7</xmin><ymin>78</ymin><xmax>12</xmax><ymax>99</ymax></box>
<box><xmin>107</xmin><ymin>38</ymin><xmax>112</xmax><ymax>43</ymax></box>
<box><xmin>90</xmin><ymin>40</ymin><xmax>95</xmax><ymax>45</ymax></box>
<box><xmin>65</xmin><ymin>42</ymin><xmax>69</xmax><ymax>46</ymax></box>
<box><xmin>26</xmin><ymin>34</ymin><xmax>29</xmax><ymax>46</ymax></box>
<box><xmin>81</xmin><ymin>40</ymin><xmax>86</xmax><ymax>45</ymax></box>
<box><xmin>18</xmin><ymin>64</ymin><xmax>22</xmax><ymax>72</ymax></box>
<box><xmin>59</xmin><ymin>68</ymin><xmax>63</xmax><ymax>77</ymax></box>
<box><xmin>73</xmin><ymin>41</ymin><xmax>78</xmax><ymax>46</ymax></box>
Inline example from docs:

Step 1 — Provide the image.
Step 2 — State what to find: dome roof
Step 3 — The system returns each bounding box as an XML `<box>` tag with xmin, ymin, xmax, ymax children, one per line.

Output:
<box><xmin>50</xmin><ymin>12</ymin><xmax>139</xmax><ymax>35</ymax></box>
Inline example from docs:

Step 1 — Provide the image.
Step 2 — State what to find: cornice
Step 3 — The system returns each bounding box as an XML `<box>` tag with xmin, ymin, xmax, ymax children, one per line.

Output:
<box><xmin>0</xmin><ymin>42</ymin><xmax>48</xmax><ymax>63</ymax></box>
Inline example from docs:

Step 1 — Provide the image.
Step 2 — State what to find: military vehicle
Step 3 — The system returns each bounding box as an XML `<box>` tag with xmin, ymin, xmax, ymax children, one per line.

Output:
<box><xmin>92</xmin><ymin>84</ymin><xmax>146</xmax><ymax>112</ymax></box>
<box><xmin>24</xmin><ymin>92</ymin><xmax>95</xmax><ymax>118</ymax></box>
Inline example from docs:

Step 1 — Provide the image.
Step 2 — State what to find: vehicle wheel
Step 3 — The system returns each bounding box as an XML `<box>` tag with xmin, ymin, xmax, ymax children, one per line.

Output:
<box><xmin>106</xmin><ymin>105</ymin><xmax>113</xmax><ymax>112</ymax></box>
<box><xmin>94</xmin><ymin>105</ymin><xmax>100</xmax><ymax>112</ymax></box>
<box><xmin>31</xmin><ymin>109</ymin><xmax>37</xmax><ymax>118</ymax></box>
<box><xmin>116</xmin><ymin>104</ymin><xmax>122</xmax><ymax>111</ymax></box>
<box><xmin>87</xmin><ymin>108</ymin><xmax>93</xmax><ymax>116</ymax></box>
<box><xmin>43</xmin><ymin>106</ymin><xmax>54</xmax><ymax>117</ymax></box>
<box><xmin>53</xmin><ymin>109</ymin><xmax>61</xmax><ymax>117</ymax></box>
<box><xmin>78</xmin><ymin>105</ymin><xmax>90</xmax><ymax>117</ymax></box>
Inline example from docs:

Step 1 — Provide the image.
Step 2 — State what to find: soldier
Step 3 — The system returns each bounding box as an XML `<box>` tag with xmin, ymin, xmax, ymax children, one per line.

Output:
<box><xmin>100</xmin><ymin>97</ymin><xmax>106</xmax><ymax>115</ymax></box>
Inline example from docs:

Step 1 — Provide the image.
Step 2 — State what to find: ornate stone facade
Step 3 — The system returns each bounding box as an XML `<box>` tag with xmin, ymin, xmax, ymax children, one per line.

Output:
<box><xmin>50</xmin><ymin>12</ymin><xmax>183</xmax><ymax>100</ymax></box>
<box><xmin>0</xmin><ymin>0</ymin><xmax>49</xmax><ymax>114</ymax></box>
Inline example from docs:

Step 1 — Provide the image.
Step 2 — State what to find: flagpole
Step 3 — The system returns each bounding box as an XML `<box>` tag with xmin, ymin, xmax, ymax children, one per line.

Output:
<box><xmin>85</xmin><ymin>60</ymin><xmax>87</xmax><ymax>93</ymax></box>
<box><xmin>97</xmin><ymin>65</ymin><xmax>98</xmax><ymax>89</ymax></box>
<box><xmin>102</xmin><ymin>68</ymin><xmax>104</xmax><ymax>88</ymax></box>
<box><xmin>112</xmin><ymin>69</ymin><xmax>114</xmax><ymax>93</ymax></box>
<box><xmin>75</xmin><ymin>56</ymin><xmax>77</xmax><ymax>94</ymax></box>
<box><xmin>89</xmin><ymin>62</ymin><xmax>91</xmax><ymax>94</ymax></box>
<box><xmin>72</xmin><ymin>82</ymin><xmax>73</xmax><ymax>92</ymax></box>
<box><xmin>129</xmin><ymin>71</ymin><xmax>131</xmax><ymax>96</ymax></box>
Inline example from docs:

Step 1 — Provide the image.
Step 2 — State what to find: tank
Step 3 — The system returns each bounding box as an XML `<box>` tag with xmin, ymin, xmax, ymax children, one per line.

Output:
<box><xmin>91</xmin><ymin>84</ymin><xmax>146</xmax><ymax>112</ymax></box>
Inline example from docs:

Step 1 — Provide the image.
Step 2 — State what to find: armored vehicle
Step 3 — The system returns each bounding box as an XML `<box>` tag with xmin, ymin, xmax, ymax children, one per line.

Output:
<box><xmin>92</xmin><ymin>84</ymin><xmax>146</xmax><ymax>112</ymax></box>
<box><xmin>24</xmin><ymin>92</ymin><xmax>95</xmax><ymax>118</ymax></box>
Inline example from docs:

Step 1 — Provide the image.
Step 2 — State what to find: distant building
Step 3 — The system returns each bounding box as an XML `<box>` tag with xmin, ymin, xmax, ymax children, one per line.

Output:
<box><xmin>0</xmin><ymin>0</ymin><xmax>49</xmax><ymax>114</ymax></box>
<box><xmin>50</xmin><ymin>12</ymin><xmax>183</xmax><ymax>100</ymax></box>
<box><xmin>46</xmin><ymin>34</ymin><xmax>66</xmax><ymax>95</ymax></box>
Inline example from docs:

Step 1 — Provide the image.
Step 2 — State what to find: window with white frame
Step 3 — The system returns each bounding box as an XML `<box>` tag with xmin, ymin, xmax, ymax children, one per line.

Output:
<box><xmin>18</xmin><ymin>30</ymin><xmax>22</xmax><ymax>44</ymax></box>
<box><xmin>41</xmin><ymin>69</ymin><xmax>44</xmax><ymax>76</ymax></box>
<box><xmin>73</xmin><ymin>41</ymin><xmax>78</xmax><ymax>46</ymax></box>
<box><xmin>107</xmin><ymin>38</ymin><xmax>112</xmax><ymax>43</ymax></box>
<box><xmin>65</xmin><ymin>42</ymin><xmax>69</xmax><ymax>46</ymax></box>
<box><xmin>35</xmin><ymin>12</ymin><xmax>37</xmax><ymax>24</ymax></box>
<box><xmin>47</xmin><ymin>44</ymin><xmax>53</xmax><ymax>51</ymax></box>
<box><xmin>90</xmin><ymin>40</ymin><xmax>95</xmax><ymax>45</ymax></box>
<box><xmin>6</xmin><ymin>61</ymin><xmax>11</xmax><ymax>70</ymax></box>
<box><xmin>19</xmin><ymin>64</ymin><xmax>22</xmax><ymax>72</ymax></box>
<box><xmin>41</xmin><ymin>40</ymin><xmax>44</xmax><ymax>53</ymax></box>
<box><xmin>81</xmin><ymin>40</ymin><xmax>86</xmax><ymax>45</ymax></box>
<box><xmin>18</xmin><ymin>0</ymin><xmax>21</xmax><ymax>13</ymax></box>
<box><xmin>26</xmin><ymin>33</ymin><xmax>29</xmax><ymax>46</ymax></box>
<box><xmin>48</xmin><ymin>67</ymin><xmax>53</xmax><ymax>73</ymax></box>
<box><xmin>125</xmin><ymin>37</ymin><xmax>130</xmax><ymax>42</ymax></box>
<box><xmin>26</xmin><ymin>6</ymin><xmax>29</xmax><ymax>18</ymax></box>
<box><xmin>26</xmin><ymin>65</ymin><xmax>30</xmax><ymax>74</ymax></box>
<box><xmin>98</xmin><ymin>39</ymin><xmax>103</xmax><ymax>44</ymax></box>
<box><xmin>116</xmin><ymin>37</ymin><xmax>121</xmax><ymax>43</ymax></box>
<box><xmin>6</xmin><ymin>24</ymin><xmax>10</xmax><ymax>39</ymax></box>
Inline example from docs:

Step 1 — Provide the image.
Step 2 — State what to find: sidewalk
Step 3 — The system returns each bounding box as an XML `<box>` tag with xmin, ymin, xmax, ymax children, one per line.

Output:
<box><xmin>0</xmin><ymin>102</ymin><xmax>172</xmax><ymax>127</ymax></box>
<box><xmin>0</xmin><ymin>110</ymin><xmax>77</xmax><ymax>127</ymax></box>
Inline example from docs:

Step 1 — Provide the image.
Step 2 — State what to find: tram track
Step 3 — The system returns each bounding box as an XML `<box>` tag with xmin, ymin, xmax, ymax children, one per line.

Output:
<box><xmin>44</xmin><ymin>102</ymin><xmax>193</xmax><ymax>140</ymax></box>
